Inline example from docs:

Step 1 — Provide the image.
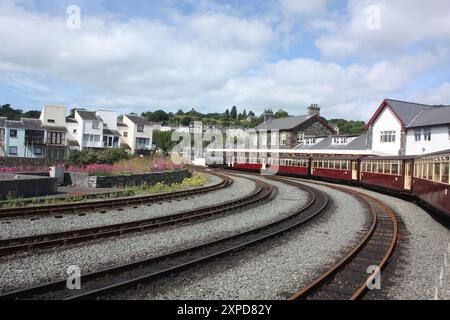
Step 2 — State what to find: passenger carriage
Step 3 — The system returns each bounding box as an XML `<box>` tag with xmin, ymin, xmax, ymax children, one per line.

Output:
<box><xmin>310</xmin><ymin>156</ymin><xmax>360</xmax><ymax>182</ymax></box>
<box><xmin>359</xmin><ymin>156</ymin><xmax>414</xmax><ymax>193</ymax></box>
<box><xmin>412</xmin><ymin>150</ymin><xmax>450</xmax><ymax>218</ymax></box>
<box><xmin>266</xmin><ymin>156</ymin><xmax>310</xmax><ymax>177</ymax></box>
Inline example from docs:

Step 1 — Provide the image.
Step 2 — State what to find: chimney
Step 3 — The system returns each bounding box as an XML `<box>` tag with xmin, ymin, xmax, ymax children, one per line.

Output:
<box><xmin>308</xmin><ymin>104</ymin><xmax>320</xmax><ymax>117</ymax></box>
<box><xmin>264</xmin><ymin>110</ymin><xmax>274</xmax><ymax>122</ymax></box>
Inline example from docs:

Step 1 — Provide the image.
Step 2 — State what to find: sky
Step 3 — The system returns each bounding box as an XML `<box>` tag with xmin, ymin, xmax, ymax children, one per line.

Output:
<box><xmin>1</xmin><ymin>0</ymin><xmax>450</xmax><ymax>120</ymax></box>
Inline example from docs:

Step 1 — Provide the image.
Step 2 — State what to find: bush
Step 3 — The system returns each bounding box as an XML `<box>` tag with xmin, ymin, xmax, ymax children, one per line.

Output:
<box><xmin>97</xmin><ymin>149</ymin><xmax>129</xmax><ymax>165</ymax></box>
<box><xmin>69</xmin><ymin>149</ymin><xmax>128</xmax><ymax>166</ymax></box>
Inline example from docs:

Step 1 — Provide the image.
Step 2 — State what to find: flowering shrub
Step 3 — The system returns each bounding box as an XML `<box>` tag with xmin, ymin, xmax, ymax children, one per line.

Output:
<box><xmin>66</xmin><ymin>156</ymin><xmax>184</xmax><ymax>176</ymax></box>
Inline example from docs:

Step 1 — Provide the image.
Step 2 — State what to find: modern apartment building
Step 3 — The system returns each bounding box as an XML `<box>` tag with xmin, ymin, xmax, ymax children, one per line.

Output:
<box><xmin>118</xmin><ymin>114</ymin><xmax>154</xmax><ymax>155</ymax></box>
<box><xmin>0</xmin><ymin>105</ymin><xmax>68</xmax><ymax>160</ymax></box>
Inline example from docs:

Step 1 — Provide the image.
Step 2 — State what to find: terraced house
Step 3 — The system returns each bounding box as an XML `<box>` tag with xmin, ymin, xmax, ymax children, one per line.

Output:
<box><xmin>117</xmin><ymin>114</ymin><xmax>154</xmax><ymax>155</ymax></box>
<box><xmin>0</xmin><ymin>105</ymin><xmax>68</xmax><ymax>160</ymax></box>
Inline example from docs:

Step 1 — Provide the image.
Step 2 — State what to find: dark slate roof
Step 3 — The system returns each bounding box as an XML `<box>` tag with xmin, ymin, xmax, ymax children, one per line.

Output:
<box><xmin>385</xmin><ymin>99</ymin><xmax>434</xmax><ymax>126</ymax></box>
<box><xmin>295</xmin><ymin>134</ymin><xmax>368</xmax><ymax>151</ymax></box>
<box><xmin>121</xmin><ymin>143</ymin><xmax>132</xmax><ymax>150</ymax></box>
<box><xmin>5</xmin><ymin>118</ymin><xmax>44</xmax><ymax>130</ymax></box>
<box><xmin>66</xmin><ymin>117</ymin><xmax>78</xmax><ymax>123</ymax></box>
<box><xmin>0</xmin><ymin>117</ymin><xmax>6</xmax><ymax>127</ymax></box>
<box><xmin>256</xmin><ymin>115</ymin><xmax>310</xmax><ymax>130</ymax></box>
<box><xmin>103</xmin><ymin>128</ymin><xmax>120</xmax><ymax>136</ymax></box>
<box><xmin>117</xmin><ymin>122</ymin><xmax>128</xmax><ymax>127</ymax></box>
<box><xmin>43</xmin><ymin>125</ymin><xmax>67</xmax><ymax>132</ymax></box>
<box><xmin>77</xmin><ymin>110</ymin><xmax>102</xmax><ymax>121</ymax></box>
<box><xmin>125</xmin><ymin>114</ymin><xmax>152</xmax><ymax>126</ymax></box>
<box><xmin>407</xmin><ymin>105</ymin><xmax>450</xmax><ymax>128</ymax></box>
<box><xmin>68</xmin><ymin>140</ymin><xmax>80</xmax><ymax>147</ymax></box>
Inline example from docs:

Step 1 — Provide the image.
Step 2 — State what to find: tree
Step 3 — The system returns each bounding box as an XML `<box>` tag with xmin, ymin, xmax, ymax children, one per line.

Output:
<box><xmin>242</xmin><ymin>110</ymin><xmax>247</xmax><ymax>118</ymax></box>
<box><xmin>153</xmin><ymin>130</ymin><xmax>177</xmax><ymax>152</ymax></box>
<box><xmin>275</xmin><ymin>109</ymin><xmax>289</xmax><ymax>119</ymax></box>
<box><xmin>0</xmin><ymin>104</ymin><xmax>40</xmax><ymax>120</ymax></box>
<box><xmin>248</xmin><ymin>111</ymin><xmax>255</xmax><ymax>117</ymax></box>
<box><xmin>143</xmin><ymin>110</ymin><xmax>169</xmax><ymax>123</ymax></box>
<box><xmin>224</xmin><ymin>109</ymin><xmax>230</xmax><ymax>120</ymax></box>
<box><xmin>230</xmin><ymin>106</ymin><xmax>238</xmax><ymax>120</ymax></box>
<box><xmin>175</xmin><ymin>109</ymin><xmax>184</xmax><ymax>116</ymax></box>
<box><xmin>181</xmin><ymin>116</ymin><xmax>192</xmax><ymax>126</ymax></box>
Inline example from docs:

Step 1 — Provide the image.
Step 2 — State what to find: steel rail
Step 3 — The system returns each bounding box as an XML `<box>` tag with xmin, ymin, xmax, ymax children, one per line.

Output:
<box><xmin>286</xmin><ymin>178</ymin><xmax>398</xmax><ymax>300</ymax></box>
<box><xmin>0</xmin><ymin>172</ymin><xmax>232</xmax><ymax>219</ymax></box>
<box><xmin>0</xmin><ymin>175</ymin><xmax>272</xmax><ymax>256</ymax></box>
<box><xmin>0</xmin><ymin>176</ymin><xmax>327</xmax><ymax>300</ymax></box>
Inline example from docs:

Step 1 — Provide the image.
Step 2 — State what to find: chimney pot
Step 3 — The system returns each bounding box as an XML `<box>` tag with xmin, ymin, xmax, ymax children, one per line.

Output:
<box><xmin>308</xmin><ymin>104</ymin><xmax>321</xmax><ymax>116</ymax></box>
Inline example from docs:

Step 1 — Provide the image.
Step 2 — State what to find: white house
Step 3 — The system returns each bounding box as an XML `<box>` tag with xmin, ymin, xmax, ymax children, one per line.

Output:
<box><xmin>68</xmin><ymin>109</ymin><xmax>121</xmax><ymax>151</ymax></box>
<box><xmin>117</xmin><ymin>115</ymin><xmax>154</xmax><ymax>155</ymax></box>
<box><xmin>366</xmin><ymin>99</ymin><xmax>450</xmax><ymax>156</ymax></box>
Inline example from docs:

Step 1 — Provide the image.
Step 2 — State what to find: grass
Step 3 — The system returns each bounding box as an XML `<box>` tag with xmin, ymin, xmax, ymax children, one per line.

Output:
<box><xmin>1</xmin><ymin>173</ymin><xmax>206</xmax><ymax>209</ymax></box>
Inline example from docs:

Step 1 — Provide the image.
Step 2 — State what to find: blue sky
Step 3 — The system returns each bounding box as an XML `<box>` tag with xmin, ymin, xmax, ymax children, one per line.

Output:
<box><xmin>1</xmin><ymin>0</ymin><xmax>449</xmax><ymax>120</ymax></box>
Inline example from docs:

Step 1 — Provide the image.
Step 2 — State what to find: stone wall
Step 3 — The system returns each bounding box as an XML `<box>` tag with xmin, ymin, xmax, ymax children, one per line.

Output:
<box><xmin>0</xmin><ymin>173</ymin><xmax>58</xmax><ymax>200</ymax></box>
<box><xmin>87</xmin><ymin>169</ymin><xmax>192</xmax><ymax>188</ymax></box>
<box><xmin>0</xmin><ymin>157</ymin><xmax>65</xmax><ymax>168</ymax></box>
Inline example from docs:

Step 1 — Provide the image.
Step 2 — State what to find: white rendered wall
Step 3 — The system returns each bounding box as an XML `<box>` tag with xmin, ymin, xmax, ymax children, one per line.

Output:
<box><xmin>371</xmin><ymin>107</ymin><xmax>402</xmax><ymax>156</ymax></box>
<box><xmin>406</xmin><ymin>125</ymin><xmax>450</xmax><ymax>155</ymax></box>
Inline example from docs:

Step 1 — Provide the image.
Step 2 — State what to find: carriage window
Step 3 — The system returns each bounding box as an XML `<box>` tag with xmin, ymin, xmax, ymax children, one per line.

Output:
<box><xmin>384</xmin><ymin>162</ymin><xmax>391</xmax><ymax>175</ymax></box>
<box><xmin>378</xmin><ymin>162</ymin><xmax>383</xmax><ymax>173</ymax></box>
<box><xmin>335</xmin><ymin>161</ymin><xmax>341</xmax><ymax>170</ymax></box>
<box><xmin>392</xmin><ymin>163</ymin><xmax>399</xmax><ymax>175</ymax></box>
<box><xmin>434</xmin><ymin>163</ymin><xmax>441</xmax><ymax>182</ymax></box>
<box><xmin>329</xmin><ymin>161</ymin><xmax>335</xmax><ymax>169</ymax></box>
<box><xmin>323</xmin><ymin>161</ymin><xmax>328</xmax><ymax>169</ymax></box>
<box><xmin>427</xmin><ymin>164</ymin><xmax>433</xmax><ymax>180</ymax></box>
<box><xmin>442</xmin><ymin>162</ymin><xmax>449</xmax><ymax>184</ymax></box>
<box><xmin>342</xmin><ymin>161</ymin><xmax>349</xmax><ymax>171</ymax></box>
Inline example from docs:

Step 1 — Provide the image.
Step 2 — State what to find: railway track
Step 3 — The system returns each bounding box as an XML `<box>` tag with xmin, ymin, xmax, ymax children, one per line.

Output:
<box><xmin>0</xmin><ymin>176</ymin><xmax>328</xmax><ymax>300</ymax></box>
<box><xmin>286</xmin><ymin>178</ymin><xmax>398</xmax><ymax>300</ymax></box>
<box><xmin>0</xmin><ymin>174</ymin><xmax>273</xmax><ymax>257</ymax></box>
<box><xmin>0</xmin><ymin>172</ymin><xmax>232</xmax><ymax>219</ymax></box>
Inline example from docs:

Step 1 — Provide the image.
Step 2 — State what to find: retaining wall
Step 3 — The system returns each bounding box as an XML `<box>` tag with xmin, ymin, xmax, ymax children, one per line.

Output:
<box><xmin>87</xmin><ymin>169</ymin><xmax>192</xmax><ymax>188</ymax></box>
<box><xmin>0</xmin><ymin>173</ymin><xmax>58</xmax><ymax>200</ymax></box>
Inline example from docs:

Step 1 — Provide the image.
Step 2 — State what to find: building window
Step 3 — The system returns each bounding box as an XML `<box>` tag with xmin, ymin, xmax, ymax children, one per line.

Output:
<box><xmin>137</xmin><ymin>125</ymin><xmax>144</xmax><ymax>133</ymax></box>
<box><xmin>92</xmin><ymin>121</ymin><xmax>99</xmax><ymax>130</ymax></box>
<box><xmin>280</xmin><ymin>132</ymin><xmax>287</xmax><ymax>146</ymax></box>
<box><xmin>380</xmin><ymin>131</ymin><xmax>396</xmax><ymax>143</ymax></box>
<box><xmin>414</xmin><ymin>129</ymin><xmax>421</xmax><ymax>141</ymax></box>
<box><xmin>34</xmin><ymin>146</ymin><xmax>43</xmax><ymax>155</ymax></box>
<box><xmin>9</xmin><ymin>146</ymin><xmax>18</xmax><ymax>155</ymax></box>
<box><xmin>423</xmin><ymin>128</ymin><xmax>432</xmax><ymax>141</ymax></box>
<box><xmin>47</xmin><ymin>132</ymin><xmax>65</xmax><ymax>145</ymax></box>
<box><xmin>332</xmin><ymin>137</ymin><xmax>348</xmax><ymax>145</ymax></box>
<box><xmin>73</xmin><ymin>129</ymin><xmax>77</xmax><ymax>133</ymax></box>
<box><xmin>305</xmin><ymin>138</ymin><xmax>316</xmax><ymax>145</ymax></box>
<box><xmin>0</xmin><ymin>129</ymin><xmax>4</xmax><ymax>141</ymax></box>
<box><xmin>124</xmin><ymin>132</ymin><xmax>128</xmax><ymax>137</ymax></box>
<box><xmin>83</xmin><ymin>134</ymin><xmax>100</xmax><ymax>142</ymax></box>
<box><xmin>47</xmin><ymin>119</ymin><xmax>56</xmax><ymax>123</ymax></box>
<box><xmin>10</xmin><ymin>129</ymin><xmax>18</xmax><ymax>138</ymax></box>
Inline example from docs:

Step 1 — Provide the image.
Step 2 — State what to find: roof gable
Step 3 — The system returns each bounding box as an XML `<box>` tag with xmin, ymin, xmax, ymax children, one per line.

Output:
<box><xmin>367</xmin><ymin>99</ymin><xmax>433</xmax><ymax>129</ymax></box>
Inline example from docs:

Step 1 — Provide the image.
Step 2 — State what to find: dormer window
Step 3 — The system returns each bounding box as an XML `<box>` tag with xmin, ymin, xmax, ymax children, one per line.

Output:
<box><xmin>92</xmin><ymin>121</ymin><xmax>99</xmax><ymax>130</ymax></box>
<box><xmin>332</xmin><ymin>137</ymin><xmax>348</xmax><ymax>145</ymax></box>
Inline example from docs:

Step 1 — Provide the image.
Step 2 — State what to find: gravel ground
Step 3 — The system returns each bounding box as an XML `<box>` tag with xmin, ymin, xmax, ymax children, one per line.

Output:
<box><xmin>0</xmin><ymin>173</ymin><xmax>254</xmax><ymax>239</ymax></box>
<box><xmin>294</xmin><ymin>179</ymin><xmax>450</xmax><ymax>300</ymax></box>
<box><xmin>0</xmin><ymin>176</ymin><xmax>309</xmax><ymax>294</ymax></box>
<box><xmin>114</xmin><ymin>179</ymin><xmax>369</xmax><ymax>300</ymax></box>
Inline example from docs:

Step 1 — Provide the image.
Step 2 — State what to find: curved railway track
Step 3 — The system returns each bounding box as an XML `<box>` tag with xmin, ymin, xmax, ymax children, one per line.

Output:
<box><xmin>0</xmin><ymin>174</ymin><xmax>273</xmax><ymax>257</ymax></box>
<box><xmin>0</xmin><ymin>172</ymin><xmax>233</xmax><ymax>219</ymax></box>
<box><xmin>0</xmin><ymin>176</ymin><xmax>328</xmax><ymax>300</ymax></box>
<box><xmin>285</xmin><ymin>178</ymin><xmax>398</xmax><ymax>300</ymax></box>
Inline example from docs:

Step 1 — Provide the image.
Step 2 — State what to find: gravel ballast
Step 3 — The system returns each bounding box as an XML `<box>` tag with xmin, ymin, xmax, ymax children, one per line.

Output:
<box><xmin>306</xmin><ymin>181</ymin><xmax>450</xmax><ymax>300</ymax></box>
<box><xmin>115</xmin><ymin>178</ymin><xmax>369</xmax><ymax>300</ymax></box>
<box><xmin>0</xmin><ymin>173</ymin><xmax>254</xmax><ymax>239</ymax></box>
<box><xmin>0</xmin><ymin>176</ymin><xmax>309</xmax><ymax>294</ymax></box>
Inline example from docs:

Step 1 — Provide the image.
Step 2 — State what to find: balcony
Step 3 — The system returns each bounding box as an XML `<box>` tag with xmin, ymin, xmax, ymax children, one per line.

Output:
<box><xmin>25</xmin><ymin>136</ymin><xmax>45</xmax><ymax>145</ymax></box>
<box><xmin>136</xmin><ymin>144</ymin><xmax>152</xmax><ymax>150</ymax></box>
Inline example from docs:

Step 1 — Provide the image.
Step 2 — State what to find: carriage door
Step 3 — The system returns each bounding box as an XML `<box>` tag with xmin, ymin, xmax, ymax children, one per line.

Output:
<box><xmin>404</xmin><ymin>161</ymin><xmax>412</xmax><ymax>190</ymax></box>
<box><xmin>352</xmin><ymin>161</ymin><xmax>358</xmax><ymax>180</ymax></box>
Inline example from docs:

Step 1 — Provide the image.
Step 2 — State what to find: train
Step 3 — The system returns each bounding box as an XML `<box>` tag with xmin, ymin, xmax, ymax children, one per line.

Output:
<box><xmin>206</xmin><ymin>149</ymin><xmax>450</xmax><ymax>225</ymax></box>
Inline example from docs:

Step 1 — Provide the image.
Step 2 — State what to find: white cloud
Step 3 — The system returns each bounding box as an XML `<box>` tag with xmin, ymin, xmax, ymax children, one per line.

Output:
<box><xmin>0</xmin><ymin>0</ymin><xmax>449</xmax><ymax>121</ymax></box>
<box><xmin>314</xmin><ymin>0</ymin><xmax>450</xmax><ymax>60</ymax></box>
<box><xmin>410</xmin><ymin>82</ymin><xmax>450</xmax><ymax>105</ymax></box>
